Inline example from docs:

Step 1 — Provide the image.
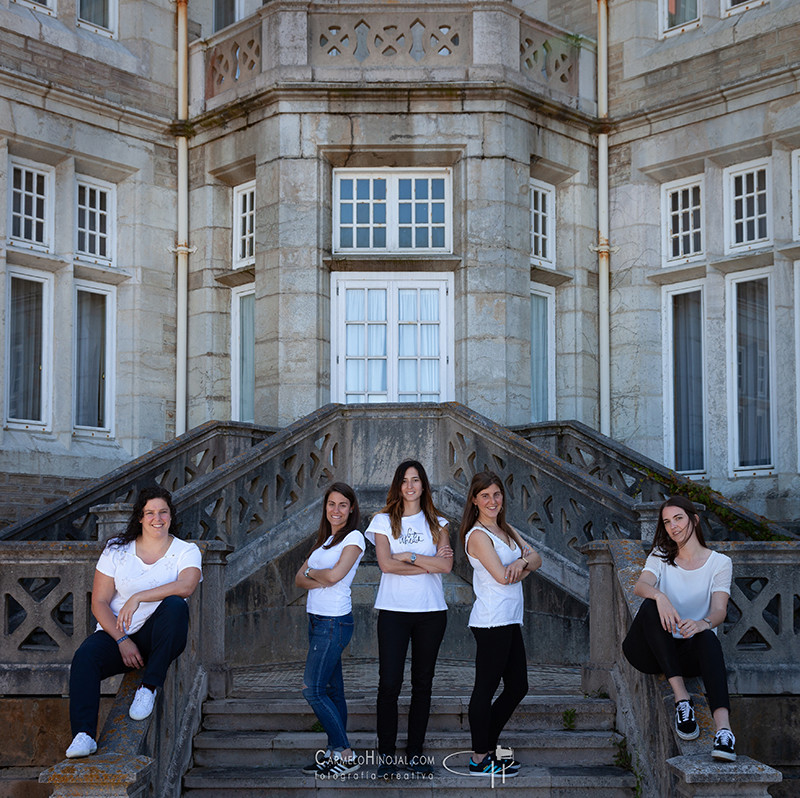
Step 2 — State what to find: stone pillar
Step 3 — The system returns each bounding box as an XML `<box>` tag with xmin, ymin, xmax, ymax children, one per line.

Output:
<box><xmin>580</xmin><ymin>540</ymin><xmax>616</xmax><ymax>696</ymax></box>
<box><xmin>199</xmin><ymin>541</ymin><xmax>233</xmax><ymax>698</ymax></box>
<box><xmin>90</xmin><ymin>503</ymin><xmax>133</xmax><ymax>542</ymax></box>
<box><xmin>636</xmin><ymin>501</ymin><xmax>662</xmax><ymax>546</ymax></box>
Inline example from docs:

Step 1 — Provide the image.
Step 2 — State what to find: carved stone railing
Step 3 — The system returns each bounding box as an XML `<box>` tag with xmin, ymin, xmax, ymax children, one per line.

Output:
<box><xmin>0</xmin><ymin>421</ymin><xmax>273</xmax><ymax>542</ymax></box>
<box><xmin>196</xmin><ymin>2</ymin><xmax>596</xmax><ymax>110</ymax></box>
<box><xmin>514</xmin><ymin>420</ymin><xmax>795</xmax><ymax>542</ymax></box>
<box><xmin>0</xmin><ymin>540</ymin><xmax>230</xmax><ymax>798</ymax></box>
<box><xmin>582</xmin><ymin>539</ymin><xmax>785</xmax><ymax>797</ymax></box>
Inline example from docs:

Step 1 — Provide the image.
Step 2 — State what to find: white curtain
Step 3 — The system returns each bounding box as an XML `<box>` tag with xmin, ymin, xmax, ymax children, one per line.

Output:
<box><xmin>75</xmin><ymin>291</ymin><xmax>106</xmax><ymax>428</ymax></box>
<box><xmin>668</xmin><ymin>0</ymin><xmax>697</xmax><ymax>27</ymax></box>
<box><xmin>9</xmin><ymin>277</ymin><xmax>43</xmax><ymax>422</ymax></box>
<box><xmin>239</xmin><ymin>293</ymin><xmax>255</xmax><ymax>422</ymax></box>
<box><xmin>79</xmin><ymin>0</ymin><xmax>108</xmax><ymax>28</ymax></box>
<box><xmin>736</xmin><ymin>279</ymin><xmax>770</xmax><ymax>467</ymax></box>
<box><xmin>672</xmin><ymin>291</ymin><xmax>704</xmax><ymax>471</ymax></box>
<box><xmin>530</xmin><ymin>293</ymin><xmax>548</xmax><ymax>422</ymax></box>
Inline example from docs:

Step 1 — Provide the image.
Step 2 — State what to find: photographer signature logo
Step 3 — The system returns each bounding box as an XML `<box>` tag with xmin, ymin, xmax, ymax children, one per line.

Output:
<box><xmin>442</xmin><ymin>745</ymin><xmax>516</xmax><ymax>788</ymax></box>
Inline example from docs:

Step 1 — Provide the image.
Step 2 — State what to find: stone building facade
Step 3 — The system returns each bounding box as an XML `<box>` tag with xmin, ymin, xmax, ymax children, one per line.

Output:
<box><xmin>1</xmin><ymin>0</ymin><xmax>798</xmax><ymax>522</ymax></box>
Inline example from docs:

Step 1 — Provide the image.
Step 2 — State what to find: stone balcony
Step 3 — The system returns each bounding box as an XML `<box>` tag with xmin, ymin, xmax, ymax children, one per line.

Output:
<box><xmin>188</xmin><ymin>0</ymin><xmax>597</xmax><ymax>121</ymax></box>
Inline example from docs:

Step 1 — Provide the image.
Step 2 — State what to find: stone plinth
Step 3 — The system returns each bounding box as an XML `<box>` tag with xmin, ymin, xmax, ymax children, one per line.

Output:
<box><xmin>667</xmin><ymin>755</ymin><xmax>782</xmax><ymax>797</ymax></box>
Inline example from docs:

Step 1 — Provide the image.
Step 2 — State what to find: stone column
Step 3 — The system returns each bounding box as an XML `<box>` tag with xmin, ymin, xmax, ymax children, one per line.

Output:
<box><xmin>90</xmin><ymin>503</ymin><xmax>133</xmax><ymax>543</ymax></box>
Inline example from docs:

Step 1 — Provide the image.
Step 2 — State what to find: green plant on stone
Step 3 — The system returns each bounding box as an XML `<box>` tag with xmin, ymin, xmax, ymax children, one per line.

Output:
<box><xmin>613</xmin><ymin>738</ymin><xmax>643</xmax><ymax>798</ymax></box>
<box><xmin>562</xmin><ymin>707</ymin><xmax>577</xmax><ymax>730</ymax></box>
<box><xmin>310</xmin><ymin>720</ymin><xmax>324</xmax><ymax>733</ymax></box>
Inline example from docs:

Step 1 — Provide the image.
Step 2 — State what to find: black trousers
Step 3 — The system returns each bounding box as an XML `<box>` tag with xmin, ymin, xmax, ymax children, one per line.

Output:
<box><xmin>469</xmin><ymin>624</ymin><xmax>528</xmax><ymax>754</ymax></box>
<box><xmin>69</xmin><ymin>595</ymin><xmax>189</xmax><ymax>738</ymax></box>
<box><xmin>376</xmin><ymin>609</ymin><xmax>447</xmax><ymax>757</ymax></box>
<box><xmin>622</xmin><ymin>598</ymin><xmax>730</xmax><ymax>712</ymax></box>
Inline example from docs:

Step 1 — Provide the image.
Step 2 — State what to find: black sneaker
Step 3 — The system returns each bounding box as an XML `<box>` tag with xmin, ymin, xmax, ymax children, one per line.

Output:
<box><xmin>405</xmin><ymin>754</ymin><xmax>434</xmax><ymax>776</ymax></box>
<box><xmin>712</xmin><ymin>729</ymin><xmax>736</xmax><ymax>762</ymax></box>
<box><xmin>324</xmin><ymin>753</ymin><xmax>360</xmax><ymax>778</ymax></box>
<box><xmin>377</xmin><ymin>757</ymin><xmax>399</xmax><ymax>780</ymax></box>
<box><xmin>675</xmin><ymin>699</ymin><xmax>699</xmax><ymax>740</ymax></box>
<box><xmin>301</xmin><ymin>750</ymin><xmax>331</xmax><ymax>775</ymax></box>
<box><xmin>469</xmin><ymin>752</ymin><xmax>517</xmax><ymax>778</ymax></box>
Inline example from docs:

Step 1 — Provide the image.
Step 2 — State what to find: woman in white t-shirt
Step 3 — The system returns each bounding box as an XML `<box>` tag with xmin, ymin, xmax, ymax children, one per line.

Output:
<box><xmin>365</xmin><ymin>459</ymin><xmax>453</xmax><ymax>779</ymax></box>
<box><xmin>623</xmin><ymin>495</ymin><xmax>736</xmax><ymax>762</ymax></box>
<box><xmin>65</xmin><ymin>486</ymin><xmax>202</xmax><ymax>759</ymax></box>
<box><xmin>459</xmin><ymin>471</ymin><xmax>541</xmax><ymax>778</ymax></box>
<box><xmin>295</xmin><ymin>482</ymin><xmax>365</xmax><ymax>778</ymax></box>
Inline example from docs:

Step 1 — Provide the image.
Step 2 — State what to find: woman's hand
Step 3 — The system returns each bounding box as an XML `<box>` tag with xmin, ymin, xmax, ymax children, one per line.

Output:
<box><xmin>654</xmin><ymin>592</ymin><xmax>682</xmax><ymax>634</ymax></box>
<box><xmin>436</xmin><ymin>544</ymin><xmax>454</xmax><ymax>561</ymax></box>
<box><xmin>676</xmin><ymin>617</ymin><xmax>707</xmax><ymax>639</ymax></box>
<box><xmin>118</xmin><ymin>637</ymin><xmax>144</xmax><ymax>669</ymax></box>
<box><xmin>393</xmin><ymin>551</ymin><xmax>416</xmax><ymax>563</ymax></box>
<box><xmin>503</xmin><ymin>558</ymin><xmax>527</xmax><ymax>584</ymax></box>
<box><xmin>116</xmin><ymin>595</ymin><xmax>142</xmax><ymax>633</ymax></box>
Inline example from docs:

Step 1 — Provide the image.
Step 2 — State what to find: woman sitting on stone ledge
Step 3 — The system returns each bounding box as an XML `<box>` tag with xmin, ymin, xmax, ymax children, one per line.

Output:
<box><xmin>622</xmin><ymin>495</ymin><xmax>736</xmax><ymax>762</ymax></box>
<box><xmin>65</xmin><ymin>485</ymin><xmax>202</xmax><ymax>759</ymax></box>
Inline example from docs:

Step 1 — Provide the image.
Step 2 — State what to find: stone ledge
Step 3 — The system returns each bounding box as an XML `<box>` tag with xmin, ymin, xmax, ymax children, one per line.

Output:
<box><xmin>667</xmin><ymin>754</ymin><xmax>781</xmax><ymax>797</ymax></box>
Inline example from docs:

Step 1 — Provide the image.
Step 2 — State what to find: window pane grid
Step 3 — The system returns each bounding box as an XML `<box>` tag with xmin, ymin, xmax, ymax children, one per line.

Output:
<box><xmin>531</xmin><ymin>186</ymin><xmax>550</xmax><ymax>260</ymax></box>
<box><xmin>345</xmin><ymin>288</ymin><xmax>388</xmax><ymax>402</ymax></box>
<box><xmin>667</xmin><ymin>183</ymin><xmax>702</xmax><ymax>259</ymax></box>
<box><xmin>732</xmin><ymin>167</ymin><xmax>768</xmax><ymax>246</ymax></box>
<box><xmin>11</xmin><ymin>165</ymin><xmax>48</xmax><ymax>247</ymax></box>
<box><xmin>334</xmin><ymin>170</ymin><xmax>450</xmax><ymax>253</ymax></box>
<box><xmin>234</xmin><ymin>183</ymin><xmax>256</xmax><ymax>266</ymax></box>
<box><xmin>77</xmin><ymin>182</ymin><xmax>111</xmax><ymax>260</ymax></box>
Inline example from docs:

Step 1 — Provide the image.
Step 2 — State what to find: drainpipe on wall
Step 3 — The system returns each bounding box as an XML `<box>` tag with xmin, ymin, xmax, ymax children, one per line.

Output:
<box><xmin>597</xmin><ymin>0</ymin><xmax>611</xmax><ymax>437</ymax></box>
<box><xmin>173</xmin><ymin>0</ymin><xmax>191</xmax><ymax>436</ymax></box>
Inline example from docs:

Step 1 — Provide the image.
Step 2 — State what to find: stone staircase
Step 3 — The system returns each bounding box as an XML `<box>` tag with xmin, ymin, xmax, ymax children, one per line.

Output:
<box><xmin>182</xmin><ymin>660</ymin><xmax>637</xmax><ymax>797</ymax></box>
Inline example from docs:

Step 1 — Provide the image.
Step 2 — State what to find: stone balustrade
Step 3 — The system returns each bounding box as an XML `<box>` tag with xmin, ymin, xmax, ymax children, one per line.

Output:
<box><xmin>193</xmin><ymin>1</ymin><xmax>596</xmax><ymax>114</ymax></box>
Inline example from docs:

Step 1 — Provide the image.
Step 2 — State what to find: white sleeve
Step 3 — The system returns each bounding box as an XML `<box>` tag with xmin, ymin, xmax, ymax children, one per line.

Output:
<box><xmin>365</xmin><ymin>513</ymin><xmax>391</xmax><ymax>545</ymax></box>
<box><xmin>95</xmin><ymin>544</ymin><xmax>121</xmax><ymax>578</ymax></box>
<box><xmin>642</xmin><ymin>551</ymin><xmax>664</xmax><ymax>585</ymax></box>
<box><xmin>710</xmin><ymin>554</ymin><xmax>732</xmax><ymax>595</ymax></box>
<box><xmin>177</xmin><ymin>541</ymin><xmax>203</xmax><ymax>579</ymax></box>
<box><xmin>341</xmin><ymin>530</ymin><xmax>366</xmax><ymax>552</ymax></box>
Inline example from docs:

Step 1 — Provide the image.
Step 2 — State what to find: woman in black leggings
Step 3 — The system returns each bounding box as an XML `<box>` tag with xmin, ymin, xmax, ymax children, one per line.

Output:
<box><xmin>622</xmin><ymin>495</ymin><xmax>736</xmax><ymax>761</ymax></box>
<box><xmin>365</xmin><ymin>460</ymin><xmax>453</xmax><ymax>779</ymax></box>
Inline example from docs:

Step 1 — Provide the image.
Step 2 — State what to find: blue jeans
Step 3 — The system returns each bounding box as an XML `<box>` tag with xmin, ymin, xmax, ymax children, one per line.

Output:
<box><xmin>302</xmin><ymin>612</ymin><xmax>354</xmax><ymax>751</ymax></box>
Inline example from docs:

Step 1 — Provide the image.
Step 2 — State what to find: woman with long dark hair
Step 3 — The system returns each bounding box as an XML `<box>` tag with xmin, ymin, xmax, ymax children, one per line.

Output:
<box><xmin>65</xmin><ymin>485</ymin><xmax>202</xmax><ymax>758</ymax></box>
<box><xmin>622</xmin><ymin>495</ymin><xmax>736</xmax><ymax>761</ymax></box>
<box><xmin>366</xmin><ymin>459</ymin><xmax>453</xmax><ymax>778</ymax></box>
<box><xmin>295</xmin><ymin>482</ymin><xmax>365</xmax><ymax>778</ymax></box>
<box><xmin>459</xmin><ymin>471</ymin><xmax>541</xmax><ymax>777</ymax></box>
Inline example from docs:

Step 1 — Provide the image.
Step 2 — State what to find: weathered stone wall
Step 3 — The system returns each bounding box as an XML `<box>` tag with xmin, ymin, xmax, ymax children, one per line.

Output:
<box><xmin>0</xmin><ymin>473</ymin><xmax>91</xmax><ymax>531</ymax></box>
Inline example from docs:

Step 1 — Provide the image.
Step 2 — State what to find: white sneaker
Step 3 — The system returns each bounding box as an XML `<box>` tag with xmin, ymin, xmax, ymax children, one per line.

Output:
<box><xmin>66</xmin><ymin>732</ymin><xmax>97</xmax><ymax>758</ymax></box>
<box><xmin>129</xmin><ymin>686</ymin><xmax>157</xmax><ymax>720</ymax></box>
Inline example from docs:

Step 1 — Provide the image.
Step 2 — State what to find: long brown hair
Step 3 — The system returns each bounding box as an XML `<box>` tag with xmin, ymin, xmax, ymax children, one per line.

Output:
<box><xmin>310</xmin><ymin>482</ymin><xmax>362</xmax><ymax>552</ymax></box>
<box><xmin>651</xmin><ymin>495</ymin><xmax>707</xmax><ymax>566</ymax></box>
<box><xmin>458</xmin><ymin>471</ymin><xmax>514</xmax><ymax>544</ymax></box>
<box><xmin>109</xmin><ymin>485</ymin><xmax>179</xmax><ymax>547</ymax></box>
<box><xmin>382</xmin><ymin>460</ymin><xmax>444</xmax><ymax>543</ymax></box>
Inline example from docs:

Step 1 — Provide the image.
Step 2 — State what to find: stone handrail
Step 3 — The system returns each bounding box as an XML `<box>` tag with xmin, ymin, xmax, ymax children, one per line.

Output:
<box><xmin>514</xmin><ymin>419</ymin><xmax>795</xmax><ymax>542</ymax></box>
<box><xmin>581</xmin><ymin>539</ymin><xmax>784</xmax><ymax>797</ymax></box>
<box><xmin>0</xmin><ymin>421</ymin><xmax>274</xmax><ymax>542</ymax></box>
<box><xmin>196</xmin><ymin>2</ymin><xmax>596</xmax><ymax>111</ymax></box>
<box><xmin>24</xmin><ymin>540</ymin><xmax>230</xmax><ymax>798</ymax></box>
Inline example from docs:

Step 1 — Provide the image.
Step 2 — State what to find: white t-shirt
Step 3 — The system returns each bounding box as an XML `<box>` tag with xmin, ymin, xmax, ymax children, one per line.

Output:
<box><xmin>465</xmin><ymin>526</ymin><xmax>524</xmax><ymax>628</ymax></box>
<box><xmin>95</xmin><ymin>536</ymin><xmax>203</xmax><ymax>634</ymax></box>
<box><xmin>306</xmin><ymin>530</ymin><xmax>366</xmax><ymax>617</ymax></box>
<box><xmin>365</xmin><ymin>511</ymin><xmax>448</xmax><ymax>613</ymax></box>
<box><xmin>643</xmin><ymin>548</ymin><xmax>732</xmax><ymax>639</ymax></box>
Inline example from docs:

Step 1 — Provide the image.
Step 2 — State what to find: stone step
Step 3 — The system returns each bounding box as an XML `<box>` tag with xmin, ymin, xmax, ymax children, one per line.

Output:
<box><xmin>183</xmin><ymin>764</ymin><xmax>636</xmax><ymax>797</ymax></box>
<box><xmin>191</xmin><ymin>728</ymin><xmax>624</xmax><ymax>768</ymax></box>
<box><xmin>201</xmin><ymin>695</ymin><xmax>615</xmax><ymax>733</ymax></box>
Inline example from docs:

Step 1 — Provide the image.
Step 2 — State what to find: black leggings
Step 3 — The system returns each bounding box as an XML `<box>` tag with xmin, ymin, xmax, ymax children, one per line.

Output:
<box><xmin>622</xmin><ymin>598</ymin><xmax>730</xmax><ymax>712</ymax></box>
<box><xmin>376</xmin><ymin>609</ymin><xmax>447</xmax><ymax>757</ymax></box>
<box><xmin>469</xmin><ymin>624</ymin><xmax>528</xmax><ymax>754</ymax></box>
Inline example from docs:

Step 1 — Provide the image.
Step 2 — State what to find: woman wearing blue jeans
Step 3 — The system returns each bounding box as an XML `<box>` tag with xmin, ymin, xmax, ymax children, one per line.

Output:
<box><xmin>295</xmin><ymin>482</ymin><xmax>365</xmax><ymax>777</ymax></box>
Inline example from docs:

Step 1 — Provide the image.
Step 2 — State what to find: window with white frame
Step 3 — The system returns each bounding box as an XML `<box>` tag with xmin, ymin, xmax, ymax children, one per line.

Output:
<box><xmin>233</xmin><ymin>181</ymin><xmax>256</xmax><ymax>269</ymax></box>
<box><xmin>661</xmin><ymin>0</ymin><xmax>700</xmax><ymax>34</ymax></box>
<box><xmin>530</xmin><ymin>179</ymin><xmax>556</xmax><ymax>268</ymax></box>
<box><xmin>13</xmin><ymin>0</ymin><xmax>55</xmax><ymax>17</ymax></box>
<box><xmin>662</xmin><ymin>176</ymin><xmax>703</xmax><ymax>265</ymax></box>
<box><xmin>792</xmin><ymin>149</ymin><xmax>800</xmax><ymax>241</ymax></box>
<box><xmin>78</xmin><ymin>0</ymin><xmax>115</xmax><ymax>35</ymax></box>
<box><xmin>9</xmin><ymin>159</ymin><xmax>54</xmax><ymax>252</ymax></box>
<box><xmin>724</xmin><ymin>159</ymin><xmax>771</xmax><ymax>253</ymax></box>
<box><xmin>214</xmin><ymin>0</ymin><xmax>243</xmax><ymax>31</ymax></box>
<box><xmin>723</xmin><ymin>0</ymin><xmax>767</xmax><ymax>17</ymax></box>
<box><xmin>76</xmin><ymin>177</ymin><xmax>115</xmax><ymax>264</ymax></box>
<box><xmin>6</xmin><ymin>268</ymin><xmax>53</xmax><ymax>428</ymax></box>
<box><xmin>663</xmin><ymin>284</ymin><xmax>705</xmax><ymax>473</ymax></box>
<box><xmin>231</xmin><ymin>285</ymin><xmax>255</xmax><ymax>422</ymax></box>
<box><xmin>530</xmin><ymin>285</ymin><xmax>555</xmax><ymax>422</ymax></box>
<box><xmin>333</xmin><ymin>169</ymin><xmax>452</xmax><ymax>254</ymax></box>
<box><xmin>331</xmin><ymin>273</ymin><xmax>454</xmax><ymax>403</ymax></box>
<box><xmin>727</xmin><ymin>271</ymin><xmax>773</xmax><ymax>470</ymax></box>
<box><xmin>74</xmin><ymin>282</ymin><xmax>115</xmax><ymax>433</ymax></box>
